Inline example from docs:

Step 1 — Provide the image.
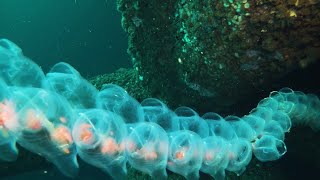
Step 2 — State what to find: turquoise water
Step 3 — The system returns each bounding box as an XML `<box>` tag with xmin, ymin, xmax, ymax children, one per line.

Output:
<box><xmin>0</xmin><ymin>0</ymin><xmax>129</xmax><ymax>77</ymax></box>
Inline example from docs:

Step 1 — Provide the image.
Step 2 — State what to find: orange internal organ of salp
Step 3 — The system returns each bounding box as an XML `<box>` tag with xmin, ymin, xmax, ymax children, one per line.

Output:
<box><xmin>0</xmin><ymin>100</ymin><xmax>18</xmax><ymax>130</ymax></box>
<box><xmin>175</xmin><ymin>150</ymin><xmax>185</xmax><ymax>160</ymax></box>
<box><xmin>51</xmin><ymin>126</ymin><xmax>73</xmax><ymax>154</ymax></box>
<box><xmin>79</xmin><ymin>123</ymin><xmax>94</xmax><ymax>143</ymax></box>
<box><xmin>0</xmin><ymin>101</ymin><xmax>8</xmax><ymax>127</ymax></box>
<box><xmin>137</xmin><ymin>143</ymin><xmax>158</xmax><ymax>161</ymax></box>
<box><xmin>141</xmin><ymin>148</ymin><xmax>157</xmax><ymax>160</ymax></box>
<box><xmin>101</xmin><ymin>137</ymin><xmax>119</xmax><ymax>155</ymax></box>
<box><xmin>144</xmin><ymin>151</ymin><xmax>157</xmax><ymax>160</ymax></box>
<box><xmin>25</xmin><ymin>109</ymin><xmax>43</xmax><ymax>130</ymax></box>
<box><xmin>175</xmin><ymin>146</ymin><xmax>189</xmax><ymax>160</ymax></box>
<box><xmin>205</xmin><ymin>151</ymin><xmax>214</xmax><ymax>161</ymax></box>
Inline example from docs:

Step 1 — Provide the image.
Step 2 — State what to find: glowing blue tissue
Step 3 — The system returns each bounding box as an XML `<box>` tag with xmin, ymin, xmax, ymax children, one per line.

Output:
<box><xmin>96</xmin><ymin>84</ymin><xmax>144</xmax><ymax>124</ymax></box>
<box><xmin>72</xmin><ymin>109</ymin><xmax>127</xmax><ymax>180</ymax></box>
<box><xmin>141</xmin><ymin>98</ymin><xmax>179</xmax><ymax>132</ymax></box>
<box><xmin>252</xmin><ymin>135</ymin><xmax>287</xmax><ymax>162</ymax></box>
<box><xmin>6</xmin><ymin>87</ymin><xmax>79</xmax><ymax>178</ymax></box>
<box><xmin>0</xmin><ymin>79</ymin><xmax>18</xmax><ymax>162</ymax></box>
<box><xmin>241</xmin><ymin>115</ymin><xmax>265</xmax><ymax>138</ymax></box>
<box><xmin>174</xmin><ymin>106</ymin><xmax>209</xmax><ymax>138</ymax></box>
<box><xmin>203</xmin><ymin>113</ymin><xmax>237</xmax><ymax>141</ymax></box>
<box><xmin>45</xmin><ymin>62</ymin><xmax>98</xmax><ymax>109</ymax></box>
<box><xmin>201</xmin><ymin>136</ymin><xmax>229</xmax><ymax>180</ymax></box>
<box><xmin>225</xmin><ymin>116</ymin><xmax>256</xmax><ymax>141</ymax></box>
<box><xmin>167</xmin><ymin>130</ymin><xmax>204</xmax><ymax>180</ymax></box>
<box><xmin>125</xmin><ymin>122</ymin><xmax>169</xmax><ymax>180</ymax></box>
<box><xmin>0</xmin><ymin>39</ymin><xmax>45</xmax><ymax>88</ymax></box>
<box><xmin>226</xmin><ymin>138</ymin><xmax>252</xmax><ymax>175</ymax></box>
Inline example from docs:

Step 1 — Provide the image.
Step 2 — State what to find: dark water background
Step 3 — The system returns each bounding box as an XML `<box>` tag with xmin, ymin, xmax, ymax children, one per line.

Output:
<box><xmin>0</xmin><ymin>0</ymin><xmax>130</xmax><ymax>77</ymax></box>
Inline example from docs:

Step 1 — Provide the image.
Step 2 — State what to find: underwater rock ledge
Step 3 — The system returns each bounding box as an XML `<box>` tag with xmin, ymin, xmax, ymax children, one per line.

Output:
<box><xmin>116</xmin><ymin>0</ymin><xmax>320</xmax><ymax>113</ymax></box>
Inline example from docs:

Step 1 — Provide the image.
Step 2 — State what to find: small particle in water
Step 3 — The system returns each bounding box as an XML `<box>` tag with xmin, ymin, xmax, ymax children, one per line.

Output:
<box><xmin>288</xmin><ymin>10</ymin><xmax>297</xmax><ymax>17</ymax></box>
<box><xmin>218</xmin><ymin>64</ymin><xmax>224</xmax><ymax>69</ymax></box>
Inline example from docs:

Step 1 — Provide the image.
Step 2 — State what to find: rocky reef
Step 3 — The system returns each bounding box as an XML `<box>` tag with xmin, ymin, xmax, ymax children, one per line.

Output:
<box><xmin>116</xmin><ymin>0</ymin><xmax>320</xmax><ymax>113</ymax></box>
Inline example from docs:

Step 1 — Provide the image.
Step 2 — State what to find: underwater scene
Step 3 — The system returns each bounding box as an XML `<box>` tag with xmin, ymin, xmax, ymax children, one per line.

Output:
<box><xmin>0</xmin><ymin>0</ymin><xmax>319</xmax><ymax>180</ymax></box>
